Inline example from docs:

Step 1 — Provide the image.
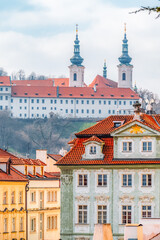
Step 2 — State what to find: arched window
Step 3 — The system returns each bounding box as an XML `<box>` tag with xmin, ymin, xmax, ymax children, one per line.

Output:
<box><xmin>74</xmin><ymin>73</ymin><xmax>77</xmax><ymax>81</ymax></box>
<box><xmin>122</xmin><ymin>73</ymin><xmax>126</xmax><ymax>81</ymax></box>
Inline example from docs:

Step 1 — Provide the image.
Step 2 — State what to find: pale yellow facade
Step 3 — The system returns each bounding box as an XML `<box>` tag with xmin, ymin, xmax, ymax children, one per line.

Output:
<box><xmin>0</xmin><ymin>181</ymin><xmax>27</xmax><ymax>240</ymax></box>
<box><xmin>27</xmin><ymin>179</ymin><xmax>60</xmax><ymax>240</ymax></box>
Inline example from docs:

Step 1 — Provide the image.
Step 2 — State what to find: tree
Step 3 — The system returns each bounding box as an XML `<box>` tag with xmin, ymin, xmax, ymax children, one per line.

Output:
<box><xmin>131</xmin><ymin>1</ymin><xmax>160</xmax><ymax>18</ymax></box>
<box><xmin>28</xmin><ymin>72</ymin><xmax>36</xmax><ymax>80</ymax></box>
<box><xmin>17</xmin><ymin>69</ymin><xmax>25</xmax><ymax>80</ymax></box>
<box><xmin>0</xmin><ymin>67</ymin><xmax>8</xmax><ymax>76</ymax></box>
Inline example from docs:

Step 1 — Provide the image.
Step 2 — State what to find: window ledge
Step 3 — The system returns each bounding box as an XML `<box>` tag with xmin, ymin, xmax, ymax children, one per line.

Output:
<box><xmin>11</xmin><ymin>231</ymin><xmax>17</xmax><ymax>233</ymax></box>
<box><xmin>97</xmin><ymin>186</ymin><xmax>107</xmax><ymax>187</ymax></box>
<box><xmin>75</xmin><ymin>223</ymin><xmax>89</xmax><ymax>226</ymax></box>
<box><xmin>3</xmin><ymin>232</ymin><xmax>9</xmax><ymax>234</ymax></box>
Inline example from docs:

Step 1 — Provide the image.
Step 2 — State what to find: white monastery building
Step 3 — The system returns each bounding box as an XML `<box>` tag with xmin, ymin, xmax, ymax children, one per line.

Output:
<box><xmin>0</xmin><ymin>25</ymin><xmax>139</xmax><ymax>119</ymax></box>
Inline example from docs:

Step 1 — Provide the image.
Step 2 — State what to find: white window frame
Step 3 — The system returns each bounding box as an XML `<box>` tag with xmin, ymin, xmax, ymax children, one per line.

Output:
<box><xmin>141</xmin><ymin>205</ymin><xmax>152</xmax><ymax>218</ymax></box>
<box><xmin>31</xmin><ymin>191</ymin><xmax>36</xmax><ymax>202</ymax></box>
<box><xmin>142</xmin><ymin>141</ymin><xmax>152</xmax><ymax>152</ymax></box>
<box><xmin>97</xmin><ymin>174</ymin><xmax>107</xmax><ymax>187</ymax></box>
<box><xmin>12</xmin><ymin>217</ymin><xmax>16</xmax><ymax>232</ymax></box>
<box><xmin>121</xmin><ymin>205</ymin><xmax>132</xmax><ymax>224</ymax></box>
<box><xmin>97</xmin><ymin>205</ymin><xmax>107</xmax><ymax>224</ymax></box>
<box><xmin>122</xmin><ymin>174</ymin><xmax>132</xmax><ymax>187</ymax></box>
<box><xmin>90</xmin><ymin>145</ymin><xmax>96</xmax><ymax>154</ymax></box>
<box><xmin>31</xmin><ymin>217</ymin><xmax>36</xmax><ymax>232</ymax></box>
<box><xmin>141</xmin><ymin>174</ymin><xmax>152</xmax><ymax>187</ymax></box>
<box><xmin>78</xmin><ymin>174</ymin><xmax>88</xmax><ymax>187</ymax></box>
<box><xmin>121</xmin><ymin>140</ymin><xmax>133</xmax><ymax>153</ymax></box>
<box><xmin>78</xmin><ymin>205</ymin><xmax>88</xmax><ymax>224</ymax></box>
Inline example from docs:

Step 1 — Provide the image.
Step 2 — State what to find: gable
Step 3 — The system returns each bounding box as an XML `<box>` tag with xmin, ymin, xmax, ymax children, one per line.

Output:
<box><xmin>111</xmin><ymin>121</ymin><xmax>160</xmax><ymax>137</ymax></box>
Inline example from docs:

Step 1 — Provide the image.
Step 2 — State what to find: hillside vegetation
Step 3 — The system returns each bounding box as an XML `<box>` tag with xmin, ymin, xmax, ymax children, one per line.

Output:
<box><xmin>0</xmin><ymin>111</ymin><xmax>96</xmax><ymax>158</ymax></box>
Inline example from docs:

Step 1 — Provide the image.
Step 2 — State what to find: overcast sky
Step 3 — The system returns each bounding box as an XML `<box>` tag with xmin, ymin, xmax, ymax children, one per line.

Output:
<box><xmin>0</xmin><ymin>0</ymin><xmax>159</xmax><ymax>95</ymax></box>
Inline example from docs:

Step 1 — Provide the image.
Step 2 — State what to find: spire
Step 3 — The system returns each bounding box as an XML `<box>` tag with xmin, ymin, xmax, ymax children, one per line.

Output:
<box><xmin>118</xmin><ymin>23</ymin><xmax>132</xmax><ymax>65</ymax></box>
<box><xmin>134</xmin><ymin>81</ymin><xmax>138</xmax><ymax>93</ymax></box>
<box><xmin>70</xmin><ymin>24</ymin><xmax>84</xmax><ymax>66</ymax></box>
<box><xmin>103</xmin><ymin>59</ymin><xmax>107</xmax><ymax>78</ymax></box>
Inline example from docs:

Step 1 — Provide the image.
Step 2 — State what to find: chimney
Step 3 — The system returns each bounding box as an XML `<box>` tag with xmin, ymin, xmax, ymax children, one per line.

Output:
<box><xmin>7</xmin><ymin>158</ymin><xmax>12</xmax><ymax>175</ymax></box>
<box><xmin>133</xmin><ymin>101</ymin><xmax>141</xmax><ymax>120</ymax></box>
<box><xmin>93</xmin><ymin>84</ymin><xmax>97</xmax><ymax>92</ymax></box>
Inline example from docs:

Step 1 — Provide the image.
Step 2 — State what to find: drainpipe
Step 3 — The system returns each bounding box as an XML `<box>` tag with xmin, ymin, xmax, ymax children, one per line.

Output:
<box><xmin>25</xmin><ymin>183</ymin><xmax>29</xmax><ymax>240</ymax></box>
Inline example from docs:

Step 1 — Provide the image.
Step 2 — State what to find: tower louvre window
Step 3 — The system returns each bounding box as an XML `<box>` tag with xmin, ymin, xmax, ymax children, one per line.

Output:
<box><xmin>122</xmin><ymin>72</ymin><xmax>126</xmax><ymax>80</ymax></box>
<box><xmin>74</xmin><ymin>73</ymin><xmax>77</xmax><ymax>81</ymax></box>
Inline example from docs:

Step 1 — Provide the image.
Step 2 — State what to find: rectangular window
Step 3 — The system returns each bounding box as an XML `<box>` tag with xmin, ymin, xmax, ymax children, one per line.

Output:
<box><xmin>19</xmin><ymin>191</ymin><xmax>23</xmax><ymax>203</ymax></box>
<box><xmin>4</xmin><ymin>218</ymin><xmax>8</xmax><ymax>232</ymax></box>
<box><xmin>90</xmin><ymin>146</ymin><xmax>96</xmax><ymax>154</ymax></box>
<box><xmin>92</xmin><ymin>109</ymin><xmax>94</xmax><ymax>114</ymax></box>
<box><xmin>66</xmin><ymin>109</ymin><xmax>68</xmax><ymax>113</ymax></box>
<box><xmin>142</xmin><ymin>174</ymin><xmax>152</xmax><ymax>187</ymax></box>
<box><xmin>66</xmin><ymin>100</ymin><xmax>68</xmax><ymax>104</ymax></box>
<box><xmin>5</xmin><ymin>96</ymin><xmax>8</xmax><ymax>100</ymax></box>
<box><xmin>0</xmin><ymin>96</ymin><xmax>3</xmax><ymax>100</ymax></box>
<box><xmin>0</xmin><ymin>87</ymin><xmax>3</xmax><ymax>91</ymax></box>
<box><xmin>20</xmin><ymin>217</ymin><xmax>23</xmax><ymax>231</ymax></box>
<box><xmin>3</xmin><ymin>191</ymin><xmax>7</xmax><ymax>204</ymax></box>
<box><xmin>142</xmin><ymin>206</ymin><xmax>152</xmax><ymax>218</ymax></box>
<box><xmin>31</xmin><ymin>99</ymin><xmax>34</xmax><ymax>103</ymax></box>
<box><xmin>87</xmin><ymin>100</ymin><xmax>89</xmax><ymax>104</ymax></box>
<box><xmin>6</xmin><ymin>88</ymin><xmax>8</xmax><ymax>91</ymax></box>
<box><xmin>12</xmin><ymin>217</ymin><xmax>16</xmax><ymax>232</ymax></box>
<box><xmin>122</xmin><ymin>206</ymin><xmax>132</xmax><ymax>224</ymax></box>
<box><xmin>123</xmin><ymin>142</ymin><xmax>132</xmax><ymax>152</ymax></box>
<box><xmin>78</xmin><ymin>174</ymin><xmax>88</xmax><ymax>186</ymax></box>
<box><xmin>31</xmin><ymin>218</ymin><xmax>36</xmax><ymax>232</ymax></box>
<box><xmin>104</xmin><ymin>100</ymin><xmax>106</xmax><ymax>105</ymax></box>
<box><xmin>76</xmin><ymin>100</ymin><xmax>79</xmax><ymax>104</ymax></box>
<box><xmin>76</xmin><ymin>109</ymin><xmax>79</xmax><ymax>113</ymax></box>
<box><xmin>81</xmin><ymin>109</ymin><xmax>84</xmax><ymax>113</ymax></box>
<box><xmin>47</xmin><ymin>216</ymin><xmax>57</xmax><ymax>230</ymax></box>
<box><xmin>87</xmin><ymin>109</ymin><xmax>89</xmax><ymax>114</ymax></box>
<box><xmin>60</xmin><ymin>100</ymin><xmax>63</xmax><ymax>104</ymax></box>
<box><xmin>31</xmin><ymin>191</ymin><xmax>36</xmax><ymax>202</ymax></box>
<box><xmin>119</xmin><ymin>100</ymin><xmax>121</xmax><ymax>105</ymax></box>
<box><xmin>37</xmin><ymin>99</ymin><xmax>39</xmax><ymax>103</ymax></box>
<box><xmin>99</xmin><ymin>100</ymin><xmax>101</xmax><ymax>105</ymax></box>
<box><xmin>112</xmin><ymin>110</ymin><xmax>115</xmax><ymax>114</ymax></box>
<box><xmin>81</xmin><ymin>100</ymin><xmax>84</xmax><ymax>104</ymax></box>
<box><xmin>42</xmin><ymin>99</ymin><xmax>45</xmax><ymax>103</ymax></box>
<box><xmin>71</xmin><ymin>100</ymin><xmax>73</xmax><ymax>104</ymax></box>
<box><xmin>50</xmin><ymin>99</ymin><xmax>53</xmax><ymax>104</ymax></box>
<box><xmin>11</xmin><ymin>98</ymin><xmax>13</xmax><ymax>103</ymax></box>
<box><xmin>71</xmin><ymin>109</ymin><xmax>73</xmax><ymax>113</ymax></box>
<box><xmin>47</xmin><ymin>191</ymin><xmax>57</xmax><ymax>202</ymax></box>
<box><xmin>24</xmin><ymin>99</ymin><xmax>27</xmax><ymax>103</ymax></box>
<box><xmin>19</xmin><ymin>99</ymin><xmax>22</xmax><ymax>103</ymax></box>
<box><xmin>130</xmin><ymin>101</ymin><xmax>132</xmax><ymax>105</ymax></box>
<box><xmin>142</xmin><ymin>142</ymin><xmax>152</xmax><ymax>152</ymax></box>
<box><xmin>54</xmin><ymin>99</ymin><xmax>57</xmax><ymax>104</ymax></box>
<box><xmin>11</xmin><ymin>191</ymin><xmax>15</xmax><ymax>204</ymax></box>
<box><xmin>92</xmin><ymin>100</ymin><xmax>94</xmax><ymax>104</ymax></box>
<box><xmin>97</xmin><ymin>174</ymin><xmax>107</xmax><ymax>186</ymax></box>
<box><xmin>99</xmin><ymin>109</ymin><xmax>101</xmax><ymax>114</ymax></box>
<box><xmin>78</xmin><ymin>205</ymin><xmax>87</xmax><ymax>224</ymax></box>
<box><xmin>124</xmin><ymin>101</ymin><xmax>126</xmax><ymax>105</ymax></box>
<box><xmin>114</xmin><ymin>100</ymin><xmax>117</xmax><ymax>105</ymax></box>
<box><xmin>122</xmin><ymin>174</ymin><xmax>132</xmax><ymax>187</ymax></box>
<box><xmin>108</xmin><ymin>110</ymin><xmax>111</xmax><ymax>114</ymax></box>
<box><xmin>108</xmin><ymin>100</ymin><xmax>111</xmax><ymax>105</ymax></box>
<box><xmin>97</xmin><ymin>205</ymin><xmax>107</xmax><ymax>224</ymax></box>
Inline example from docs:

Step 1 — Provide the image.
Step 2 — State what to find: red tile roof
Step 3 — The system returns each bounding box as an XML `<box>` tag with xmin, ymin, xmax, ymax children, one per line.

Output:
<box><xmin>53</xmin><ymin>78</ymin><xmax>69</xmax><ymax>87</ymax></box>
<box><xmin>83</xmin><ymin>135</ymin><xmax>104</xmax><ymax>144</ymax></box>
<box><xmin>0</xmin><ymin>167</ymin><xmax>28</xmax><ymax>181</ymax></box>
<box><xmin>57</xmin><ymin>114</ymin><xmax>160</xmax><ymax>166</ymax></box>
<box><xmin>0</xmin><ymin>76</ymin><xmax>11</xmax><ymax>86</ymax></box>
<box><xmin>68</xmin><ymin>138</ymin><xmax>77</xmax><ymax>145</ymax></box>
<box><xmin>47</xmin><ymin>154</ymin><xmax>62</xmax><ymax>161</ymax></box>
<box><xmin>89</xmin><ymin>75</ymin><xmax>118</xmax><ymax>88</ymax></box>
<box><xmin>11</xmin><ymin>85</ymin><xmax>139</xmax><ymax>99</ymax></box>
<box><xmin>12</xmin><ymin>79</ymin><xmax>53</xmax><ymax>87</ymax></box>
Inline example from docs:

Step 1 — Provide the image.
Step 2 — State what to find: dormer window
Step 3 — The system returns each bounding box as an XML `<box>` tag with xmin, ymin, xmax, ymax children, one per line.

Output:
<box><xmin>113</xmin><ymin>120</ymin><xmax>125</xmax><ymax>128</ymax></box>
<box><xmin>82</xmin><ymin>135</ymin><xmax>104</xmax><ymax>160</ymax></box>
<box><xmin>90</xmin><ymin>146</ymin><xmax>96</xmax><ymax>154</ymax></box>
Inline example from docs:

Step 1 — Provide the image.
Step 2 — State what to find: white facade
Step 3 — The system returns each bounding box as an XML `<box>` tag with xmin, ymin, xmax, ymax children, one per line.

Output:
<box><xmin>118</xmin><ymin>64</ymin><xmax>133</xmax><ymax>88</ymax></box>
<box><xmin>69</xmin><ymin>65</ymin><xmax>85</xmax><ymax>87</ymax></box>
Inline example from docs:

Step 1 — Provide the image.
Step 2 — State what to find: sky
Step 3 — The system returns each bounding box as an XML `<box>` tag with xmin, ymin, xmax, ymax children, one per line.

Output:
<box><xmin>0</xmin><ymin>0</ymin><xmax>159</xmax><ymax>95</ymax></box>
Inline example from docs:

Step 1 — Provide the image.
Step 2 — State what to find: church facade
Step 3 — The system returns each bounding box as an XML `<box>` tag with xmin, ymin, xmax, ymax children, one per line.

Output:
<box><xmin>0</xmin><ymin>26</ymin><xmax>139</xmax><ymax>119</ymax></box>
<box><xmin>57</xmin><ymin>102</ymin><xmax>160</xmax><ymax>240</ymax></box>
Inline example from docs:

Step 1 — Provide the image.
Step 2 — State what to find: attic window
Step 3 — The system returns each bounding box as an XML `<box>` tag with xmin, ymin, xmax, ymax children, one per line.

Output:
<box><xmin>131</xmin><ymin>95</ymin><xmax>134</xmax><ymax>97</ymax></box>
<box><xmin>80</xmin><ymin>94</ymin><xmax>83</xmax><ymax>96</ymax></box>
<box><xmin>59</xmin><ymin>94</ymin><xmax>62</xmax><ymax>96</ymax></box>
<box><xmin>48</xmin><ymin>93</ymin><xmax>51</xmax><ymax>96</ymax></box>
<box><xmin>69</xmin><ymin>94</ymin><xmax>72</xmax><ymax>96</ymax></box>
<box><xmin>101</xmin><ymin>94</ymin><xmax>104</xmax><ymax>97</ymax></box>
<box><xmin>0</xmin><ymin>82</ymin><xmax>3</xmax><ymax>84</ymax></box>
<box><xmin>35</xmin><ymin>93</ymin><xmax>38</xmax><ymax>95</ymax></box>
<box><xmin>62</xmin><ymin>82</ymin><xmax>65</xmax><ymax>85</ymax></box>
<box><xmin>91</xmin><ymin>94</ymin><xmax>94</xmax><ymax>96</ymax></box>
<box><xmin>95</xmin><ymin>84</ymin><xmax>98</xmax><ymax>86</ymax></box>
<box><xmin>14</xmin><ymin>93</ymin><xmax>17</xmax><ymax>95</ymax></box>
<box><xmin>111</xmin><ymin>94</ymin><xmax>114</xmax><ymax>97</ymax></box>
<box><xmin>113</xmin><ymin>121</ymin><xmax>123</xmax><ymax>128</ymax></box>
<box><xmin>106</xmin><ymin>84</ymin><xmax>110</xmax><ymax>86</ymax></box>
<box><xmin>24</xmin><ymin>93</ymin><xmax>28</xmax><ymax>95</ymax></box>
<box><xmin>121</xmin><ymin>95</ymin><xmax>124</xmax><ymax>97</ymax></box>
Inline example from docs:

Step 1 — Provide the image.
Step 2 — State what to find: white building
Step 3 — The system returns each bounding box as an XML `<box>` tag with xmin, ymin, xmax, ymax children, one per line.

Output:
<box><xmin>0</xmin><ymin>26</ymin><xmax>139</xmax><ymax>119</ymax></box>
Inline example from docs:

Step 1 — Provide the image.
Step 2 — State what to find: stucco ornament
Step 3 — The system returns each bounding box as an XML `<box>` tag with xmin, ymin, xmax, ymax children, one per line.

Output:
<box><xmin>119</xmin><ymin>195</ymin><xmax>134</xmax><ymax>203</ymax></box>
<box><xmin>139</xmin><ymin>195</ymin><xmax>154</xmax><ymax>203</ymax></box>
<box><xmin>129</xmin><ymin>125</ymin><xmax>145</xmax><ymax>134</ymax></box>
<box><xmin>95</xmin><ymin>195</ymin><xmax>110</xmax><ymax>203</ymax></box>
<box><xmin>61</xmin><ymin>174</ymin><xmax>73</xmax><ymax>185</ymax></box>
<box><xmin>76</xmin><ymin>195</ymin><xmax>90</xmax><ymax>202</ymax></box>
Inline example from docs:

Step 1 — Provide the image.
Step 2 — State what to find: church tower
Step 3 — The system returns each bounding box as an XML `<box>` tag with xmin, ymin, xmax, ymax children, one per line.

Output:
<box><xmin>118</xmin><ymin>24</ymin><xmax>133</xmax><ymax>88</ymax></box>
<box><xmin>103</xmin><ymin>59</ymin><xmax>107</xmax><ymax>79</ymax></box>
<box><xmin>69</xmin><ymin>25</ymin><xmax>85</xmax><ymax>87</ymax></box>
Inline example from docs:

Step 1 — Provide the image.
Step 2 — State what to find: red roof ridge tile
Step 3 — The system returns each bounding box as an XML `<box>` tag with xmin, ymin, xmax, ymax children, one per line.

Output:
<box><xmin>83</xmin><ymin>135</ymin><xmax>104</xmax><ymax>144</ymax></box>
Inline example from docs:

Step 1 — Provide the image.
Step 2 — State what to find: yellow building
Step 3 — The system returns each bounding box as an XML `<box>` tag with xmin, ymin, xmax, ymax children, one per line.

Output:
<box><xmin>0</xmin><ymin>153</ymin><xmax>28</xmax><ymax>240</ymax></box>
